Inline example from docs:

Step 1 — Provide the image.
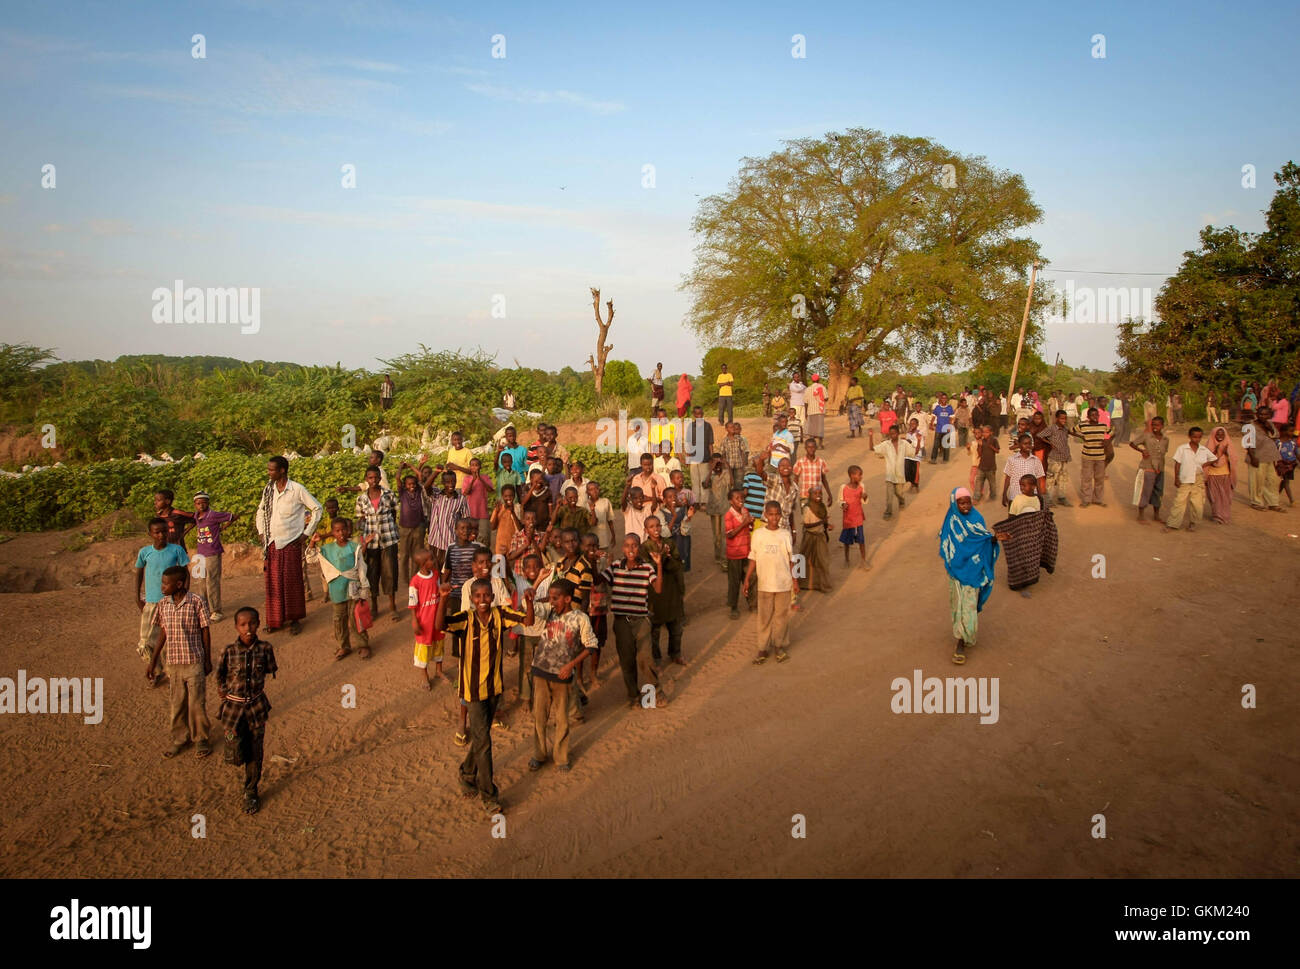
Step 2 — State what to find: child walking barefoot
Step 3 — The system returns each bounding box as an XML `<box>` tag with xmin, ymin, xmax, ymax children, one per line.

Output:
<box><xmin>216</xmin><ymin>607</ymin><xmax>277</xmax><ymax>814</ymax></box>
<box><xmin>839</xmin><ymin>465</ymin><xmax>868</xmax><ymax>569</ymax></box>
<box><xmin>408</xmin><ymin>549</ymin><xmax>447</xmax><ymax>689</ymax></box>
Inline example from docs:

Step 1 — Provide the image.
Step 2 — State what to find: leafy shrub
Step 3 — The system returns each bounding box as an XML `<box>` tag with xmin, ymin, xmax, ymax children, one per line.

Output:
<box><xmin>0</xmin><ymin>449</ymin><xmax>635</xmax><ymax>541</ymax></box>
<box><xmin>602</xmin><ymin>360</ymin><xmax>645</xmax><ymax>399</ymax></box>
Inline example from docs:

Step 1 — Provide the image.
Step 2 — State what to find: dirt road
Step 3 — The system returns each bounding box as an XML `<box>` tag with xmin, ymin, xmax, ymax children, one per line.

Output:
<box><xmin>1</xmin><ymin>417</ymin><xmax>1295</xmax><ymax>877</ymax></box>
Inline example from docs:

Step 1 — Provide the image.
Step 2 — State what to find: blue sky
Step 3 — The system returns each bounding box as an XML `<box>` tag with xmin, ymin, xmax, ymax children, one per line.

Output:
<box><xmin>1</xmin><ymin>0</ymin><xmax>1296</xmax><ymax>375</ymax></box>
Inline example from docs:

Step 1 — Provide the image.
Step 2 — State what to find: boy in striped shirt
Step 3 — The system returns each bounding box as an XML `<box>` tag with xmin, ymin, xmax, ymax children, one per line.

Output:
<box><xmin>602</xmin><ymin>534</ymin><xmax>665</xmax><ymax>708</ymax></box>
<box><xmin>742</xmin><ymin>456</ymin><xmax>768</xmax><ymax>527</ymax></box>
<box><xmin>437</xmin><ymin>577</ymin><xmax>532</xmax><ymax>814</ymax></box>
<box><xmin>1069</xmin><ymin>408</ymin><xmax>1109</xmax><ymax>506</ymax></box>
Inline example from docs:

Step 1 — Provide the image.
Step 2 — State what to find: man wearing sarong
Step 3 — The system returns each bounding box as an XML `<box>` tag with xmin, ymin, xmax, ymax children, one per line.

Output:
<box><xmin>255</xmin><ymin>456</ymin><xmax>322</xmax><ymax>635</ymax></box>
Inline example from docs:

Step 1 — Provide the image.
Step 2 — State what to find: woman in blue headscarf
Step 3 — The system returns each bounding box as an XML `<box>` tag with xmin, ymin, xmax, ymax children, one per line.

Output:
<box><xmin>938</xmin><ymin>487</ymin><xmax>1011</xmax><ymax>664</ymax></box>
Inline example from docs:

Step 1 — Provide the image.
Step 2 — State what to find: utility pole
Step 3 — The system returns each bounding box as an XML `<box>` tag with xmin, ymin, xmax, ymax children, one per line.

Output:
<box><xmin>1007</xmin><ymin>260</ymin><xmax>1040</xmax><ymax>402</ymax></box>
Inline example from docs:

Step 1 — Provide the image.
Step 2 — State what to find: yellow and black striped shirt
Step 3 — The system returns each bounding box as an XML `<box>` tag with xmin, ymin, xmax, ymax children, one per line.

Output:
<box><xmin>444</xmin><ymin>606</ymin><xmax>526</xmax><ymax>702</ymax></box>
<box><xmin>550</xmin><ymin>556</ymin><xmax>594</xmax><ymax>611</ymax></box>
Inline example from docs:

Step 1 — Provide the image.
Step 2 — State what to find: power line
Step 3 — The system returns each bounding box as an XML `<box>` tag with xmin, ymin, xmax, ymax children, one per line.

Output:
<box><xmin>1042</xmin><ymin>269</ymin><xmax>1173</xmax><ymax>276</ymax></box>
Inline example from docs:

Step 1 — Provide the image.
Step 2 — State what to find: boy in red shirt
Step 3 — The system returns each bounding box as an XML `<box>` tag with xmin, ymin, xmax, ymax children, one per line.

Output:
<box><xmin>839</xmin><ymin>465</ymin><xmax>868</xmax><ymax>568</ymax></box>
<box><xmin>408</xmin><ymin>548</ymin><xmax>446</xmax><ymax>689</ymax></box>
<box><xmin>724</xmin><ymin>488</ymin><xmax>756</xmax><ymax>619</ymax></box>
<box><xmin>876</xmin><ymin>401</ymin><xmax>898</xmax><ymax>455</ymax></box>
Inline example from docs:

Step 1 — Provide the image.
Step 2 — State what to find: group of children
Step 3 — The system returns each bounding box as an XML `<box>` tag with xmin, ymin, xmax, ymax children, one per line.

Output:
<box><xmin>132</xmin><ymin>492</ymin><xmax>271</xmax><ymax>814</ymax></box>
<box><xmin>125</xmin><ymin>415</ymin><xmax>877</xmax><ymax>815</ymax></box>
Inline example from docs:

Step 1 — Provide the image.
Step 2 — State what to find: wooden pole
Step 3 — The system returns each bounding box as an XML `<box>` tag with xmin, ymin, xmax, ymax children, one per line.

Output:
<box><xmin>1007</xmin><ymin>260</ymin><xmax>1040</xmax><ymax>403</ymax></box>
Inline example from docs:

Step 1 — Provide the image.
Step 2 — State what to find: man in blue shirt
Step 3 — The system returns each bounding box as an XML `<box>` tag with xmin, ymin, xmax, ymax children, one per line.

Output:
<box><xmin>929</xmin><ymin>392</ymin><xmax>956</xmax><ymax>464</ymax></box>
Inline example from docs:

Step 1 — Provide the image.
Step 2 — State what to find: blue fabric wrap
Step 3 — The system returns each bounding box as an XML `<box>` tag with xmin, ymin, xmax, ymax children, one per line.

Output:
<box><xmin>938</xmin><ymin>488</ymin><xmax>1000</xmax><ymax>611</ymax></box>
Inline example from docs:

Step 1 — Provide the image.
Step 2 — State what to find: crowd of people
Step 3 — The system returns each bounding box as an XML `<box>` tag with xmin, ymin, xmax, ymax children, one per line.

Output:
<box><xmin>128</xmin><ymin>367</ymin><xmax>1295</xmax><ymax>816</ymax></box>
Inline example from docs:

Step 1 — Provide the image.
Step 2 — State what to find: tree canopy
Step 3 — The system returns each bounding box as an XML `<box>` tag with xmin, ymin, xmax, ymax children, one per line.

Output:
<box><xmin>682</xmin><ymin>128</ymin><xmax>1050</xmax><ymax>404</ymax></box>
<box><xmin>1117</xmin><ymin>162</ymin><xmax>1300</xmax><ymax>392</ymax></box>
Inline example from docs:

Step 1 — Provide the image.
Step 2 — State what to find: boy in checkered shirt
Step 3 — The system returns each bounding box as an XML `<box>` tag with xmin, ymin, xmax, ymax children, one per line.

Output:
<box><xmin>216</xmin><ymin>606</ymin><xmax>278</xmax><ymax>814</ymax></box>
<box><xmin>146</xmin><ymin>565</ymin><xmax>213</xmax><ymax>759</ymax></box>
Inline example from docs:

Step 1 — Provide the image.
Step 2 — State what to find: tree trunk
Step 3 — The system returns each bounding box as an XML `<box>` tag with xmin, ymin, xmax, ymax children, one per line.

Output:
<box><xmin>826</xmin><ymin>359</ymin><xmax>853</xmax><ymax>412</ymax></box>
<box><xmin>589</xmin><ymin>287</ymin><xmax>614</xmax><ymax>395</ymax></box>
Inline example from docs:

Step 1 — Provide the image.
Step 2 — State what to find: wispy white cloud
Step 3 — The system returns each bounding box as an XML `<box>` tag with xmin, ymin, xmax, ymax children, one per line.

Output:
<box><xmin>393</xmin><ymin>118</ymin><xmax>452</xmax><ymax>136</ymax></box>
<box><xmin>334</xmin><ymin>58</ymin><xmax>406</xmax><ymax>74</ymax></box>
<box><xmin>465</xmin><ymin>83</ymin><xmax>625</xmax><ymax>115</ymax></box>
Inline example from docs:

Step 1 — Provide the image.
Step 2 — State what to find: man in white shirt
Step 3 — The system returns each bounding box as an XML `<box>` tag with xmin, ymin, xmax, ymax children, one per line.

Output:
<box><xmin>1165</xmin><ymin>427</ymin><xmax>1217</xmax><ymax>531</ymax></box>
<box><xmin>625</xmin><ymin>419</ymin><xmax>651</xmax><ymax>472</ymax></box>
<box><xmin>872</xmin><ymin>424</ymin><xmax>908</xmax><ymax>518</ymax></box>
<box><xmin>998</xmin><ymin>393</ymin><xmax>1009</xmax><ymax>433</ymax></box>
<box><xmin>254</xmin><ymin>455</ymin><xmax>323</xmax><ymax>634</ymax></box>
<box><xmin>787</xmin><ymin>374</ymin><xmax>807</xmax><ymax>423</ymax></box>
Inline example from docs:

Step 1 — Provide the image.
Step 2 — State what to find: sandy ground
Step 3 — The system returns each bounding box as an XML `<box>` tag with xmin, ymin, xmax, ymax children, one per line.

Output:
<box><xmin>1</xmin><ymin>416</ymin><xmax>1296</xmax><ymax>877</ymax></box>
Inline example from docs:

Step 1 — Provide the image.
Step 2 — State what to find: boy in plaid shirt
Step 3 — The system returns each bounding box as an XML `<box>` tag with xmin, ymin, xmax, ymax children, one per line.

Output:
<box><xmin>216</xmin><ymin>606</ymin><xmax>278</xmax><ymax>814</ymax></box>
<box><xmin>146</xmin><ymin>565</ymin><xmax>213</xmax><ymax>758</ymax></box>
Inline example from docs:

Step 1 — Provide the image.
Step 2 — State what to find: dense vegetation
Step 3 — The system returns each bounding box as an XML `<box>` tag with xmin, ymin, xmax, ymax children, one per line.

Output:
<box><xmin>0</xmin><ymin>447</ymin><xmax>633</xmax><ymax>543</ymax></box>
<box><xmin>0</xmin><ymin>347</ymin><xmax>650</xmax><ymax>465</ymax></box>
<box><xmin>0</xmin><ymin>339</ymin><xmax>1135</xmax><ymax>537</ymax></box>
<box><xmin>1117</xmin><ymin>163</ymin><xmax>1300</xmax><ymax>397</ymax></box>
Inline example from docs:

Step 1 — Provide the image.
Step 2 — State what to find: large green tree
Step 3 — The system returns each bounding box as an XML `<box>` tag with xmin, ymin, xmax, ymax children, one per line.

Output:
<box><xmin>682</xmin><ymin>128</ymin><xmax>1050</xmax><ymax>405</ymax></box>
<box><xmin>1117</xmin><ymin>162</ymin><xmax>1300</xmax><ymax>392</ymax></box>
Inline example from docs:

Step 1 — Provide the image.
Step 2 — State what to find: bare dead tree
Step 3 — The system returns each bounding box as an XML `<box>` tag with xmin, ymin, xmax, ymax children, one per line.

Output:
<box><xmin>588</xmin><ymin>287</ymin><xmax>614</xmax><ymax>394</ymax></box>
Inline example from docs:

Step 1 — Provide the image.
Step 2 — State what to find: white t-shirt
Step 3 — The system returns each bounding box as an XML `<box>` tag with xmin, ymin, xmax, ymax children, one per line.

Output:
<box><xmin>1010</xmin><ymin>393</ymin><xmax>1023</xmax><ymax>411</ymax></box>
<box><xmin>788</xmin><ymin>381</ymin><xmax>807</xmax><ymax>407</ymax></box>
<box><xmin>748</xmin><ymin>526</ymin><xmax>794</xmax><ymax>593</ymax></box>
<box><xmin>654</xmin><ymin>455</ymin><xmax>683</xmax><ymax>478</ymax></box>
<box><xmin>873</xmin><ymin>439</ymin><xmax>906</xmax><ymax>483</ymax></box>
<box><xmin>626</xmin><ymin>431</ymin><xmax>650</xmax><ymax>470</ymax></box>
<box><xmin>999</xmin><ymin>396</ymin><xmax>1009</xmax><ymax>416</ymax></box>
<box><xmin>460</xmin><ymin>574</ymin><xmax>513</xmax><ymax>608</ymax></box>
<box><xmin>1173</xmin><ymin>443</ymin><xmax>1217</xmax><ymax>484</ymax></box>
<box><xmin>587</xmin><ymin>496</ymin><xmax>614</xmax><ymax>548</ymax></box>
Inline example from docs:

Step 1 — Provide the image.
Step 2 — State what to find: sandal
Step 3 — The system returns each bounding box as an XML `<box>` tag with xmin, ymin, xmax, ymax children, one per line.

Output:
<box><xmin>775</xmin><ymin>648</ymin><xmax>789</xmax><ymax>663</ymax></box>
<box><xmin>453</xmin><ymin>731</ymin><xmax>469</xmax><ymax>747</ymax></box>
<box><xmin>334</xmin><ymin>647</ymin><xmax>351</xmax><ymax>661</ymax></box>
<box><xmin>244</xmin><ymin>790</ymin><xmax>260</xmax><ymax>815</ymax></box>
<box><xmin>753</xmin><ymin>651</ymin><xmax>769</xmax><ymax>665</ymax></box>
<box><xmin>196</xmin><ymin>742</ymin><xmax>212</xmax><ymax>758</ymax></box>
<box><xmin>952</xmin><ymin>649</ymin><xmax>967</xmax><ymax>665</ymax></box>
<box><xmin>289</xmin><ymin>621</ymin><xmax>302</xmax><ymax>636</ymax></box>
<box><xmin>358</xmin><ymin>646</ymin><xmax>372</xmax><ymax>660</ymax></box>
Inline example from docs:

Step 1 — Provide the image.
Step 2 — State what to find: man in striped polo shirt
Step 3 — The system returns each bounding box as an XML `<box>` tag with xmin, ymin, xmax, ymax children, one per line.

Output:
<box><xmin>602</xmin><ymin>534</ymin><xmax>665</xmax><ymax>708</ymax></box>
<box><xmin>438</xmin><ymin>577</ymin><xmax>532</xmax><ymax>814</ymax></box>
<box><xmin>1069</xmin><ymin>407</ymin><xmax>1109</xmax><ymax>506</ymax></box>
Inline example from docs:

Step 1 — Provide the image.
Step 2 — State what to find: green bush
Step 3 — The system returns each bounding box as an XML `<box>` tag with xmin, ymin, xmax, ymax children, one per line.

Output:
<box><xmin>602</xmin><ymin>360</ymin><xmax>645</xmax><ymax>400</ymax></box>
<box><xmin>0</xmin><ymin>448</ymin><xmax>637</xmax><ymax>542</ymax></box>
